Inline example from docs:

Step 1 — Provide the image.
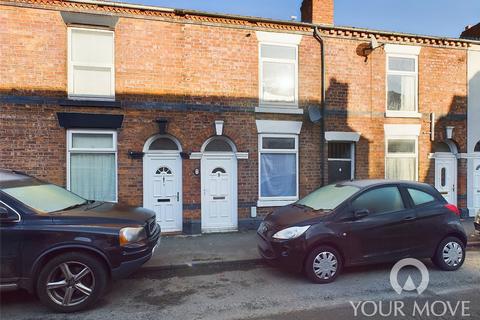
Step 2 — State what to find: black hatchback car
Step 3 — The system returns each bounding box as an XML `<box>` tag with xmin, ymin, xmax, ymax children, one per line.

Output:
<box><xmin>0</xmin><ymin>170</ymin><xmax>160</xmax><ymax>312</ymax></box>
<box><xmin>257</xmin><ymin>180</ymin><xmax>467</xmax><ymax>283</ymax></box>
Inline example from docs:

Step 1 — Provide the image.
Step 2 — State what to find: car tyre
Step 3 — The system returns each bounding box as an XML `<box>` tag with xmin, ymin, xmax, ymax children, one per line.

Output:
<box><xmin>304</xmin><ymin>246</ymin><xmax>342</xmax><ymax>284</ymax></box>
<box><xmin>432</xmin><ymin>236</ymin><xmax>465</xmax><ymax>271</ymax></box>
<box><xmin>36</xmin><ymin>252</ymin><xmax>108</xmax><ymax>313</ymax></box>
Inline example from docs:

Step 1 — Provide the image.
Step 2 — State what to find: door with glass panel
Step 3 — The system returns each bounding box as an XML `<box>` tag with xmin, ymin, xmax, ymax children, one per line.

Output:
<box><xmin>328</xmin><ymin>142</ymin><xmax>354</xmax><ymax>183</ymax></box>
<box><xmin>146</xmin><ymin>157</ymin><xmax>182</xmax><ymax>232</ymax></box>
<box><xmin>143</xmin><ymin>136</ymin><xmax>183</xmax><ymax>233</ymax></box>
<box><xmin>67</xmin><ymin>130</ymin><xmax>117</xmax><ymax>202</ymax></box>
<box><xmin>435</xmin><ymin>157</ymin><xmax>457</xmax><ymax>205</ymax></box>
<box><xmin>201</xmin><ymin>157</ymin><xmax>236</xmax><ymax>232</ymax></box>
<box><xmin>474</xmin><ymin>159</ymin><xmax>480</xmax><ymax>210</ymax></box>
<box><xmin>200</xmin><ymin>138</ymin><xmax>238</xmax><ymax>232</ymax></box>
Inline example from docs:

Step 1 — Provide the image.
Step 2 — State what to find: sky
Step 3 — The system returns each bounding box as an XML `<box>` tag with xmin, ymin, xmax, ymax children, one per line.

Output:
<box><xmin>120</xmin><ymin>0</ymin><xmax>480</xmax><ymax>38</ymax></box>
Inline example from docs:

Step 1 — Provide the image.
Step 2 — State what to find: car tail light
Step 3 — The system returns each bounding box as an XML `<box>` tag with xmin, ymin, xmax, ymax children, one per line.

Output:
<box><xmin>445</xmin><ymin>204</ymin><xmax>461</xmax><ymax>216</ymax></box>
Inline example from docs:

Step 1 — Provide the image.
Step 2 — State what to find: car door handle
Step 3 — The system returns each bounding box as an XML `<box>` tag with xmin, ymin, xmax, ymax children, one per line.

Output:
<box><xmin>404</xmin><ymin>216</ymin><xmax>416</xmax><ymax>221</ymax></box>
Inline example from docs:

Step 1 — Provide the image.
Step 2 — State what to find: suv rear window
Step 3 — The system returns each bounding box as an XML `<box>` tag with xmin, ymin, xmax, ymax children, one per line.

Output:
<box><xmin>407</xmin><ymin>188</ymin><xmax>436</xmax><ymax>206</ymax></box>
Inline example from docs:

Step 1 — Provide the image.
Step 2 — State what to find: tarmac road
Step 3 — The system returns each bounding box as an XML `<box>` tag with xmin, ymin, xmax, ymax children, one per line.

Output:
<box><xmin>1</xmin><ymin>249</ymin><xmax>479</xmax><ymax>320</ymax></box>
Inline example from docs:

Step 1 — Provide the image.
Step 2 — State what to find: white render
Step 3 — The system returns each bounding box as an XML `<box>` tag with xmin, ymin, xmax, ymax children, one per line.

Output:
<box><xmin>325</xmin><ymin>131</ymin><xmax>361</xmax><ymax>142</ymax></box>
<box><xmin>255</xmin><ymin>120</ymin><xmax>303</xmax><ymax>134</ymax></box>
<box><xmin>467</xmin><ymin>45</ymin><xmax>480</xmax><ymax>216</ymax></box>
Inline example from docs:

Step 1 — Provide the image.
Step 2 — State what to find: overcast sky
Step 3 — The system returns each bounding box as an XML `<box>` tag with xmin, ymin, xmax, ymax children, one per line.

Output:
<box><xmin>121</xmin><ymin>0</ymin><xmax>480</xmax><ymax>38</ymax></box>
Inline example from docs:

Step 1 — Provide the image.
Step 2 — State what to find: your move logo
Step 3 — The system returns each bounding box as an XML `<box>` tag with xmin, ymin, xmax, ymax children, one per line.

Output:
<box><xmin>390</xmin><ymin>258</ymin><xmax>429</xmax><ymax>295</ymax></box>
<box><xmin>350</xmin><ymin>258</ymin><xmax>470</xmax><ymax>318</ymax></box>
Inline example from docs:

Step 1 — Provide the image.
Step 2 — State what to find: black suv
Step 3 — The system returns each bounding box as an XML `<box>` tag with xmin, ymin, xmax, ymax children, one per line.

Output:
<box><xmin>0</xmin><ymin>170</ymin><xmax>160</xmax><ymax>312</ymax></box>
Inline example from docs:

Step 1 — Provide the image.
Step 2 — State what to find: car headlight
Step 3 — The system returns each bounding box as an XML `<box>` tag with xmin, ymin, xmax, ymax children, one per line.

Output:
<box><xmin>119</xmin><ymin>227</ymin><xmax>147</xmax><ymax>246</ymax></box>
<box><xmin>272</xmin><ymin>225</ymin><xmax>310</xmax><ymax>240</ymax></box>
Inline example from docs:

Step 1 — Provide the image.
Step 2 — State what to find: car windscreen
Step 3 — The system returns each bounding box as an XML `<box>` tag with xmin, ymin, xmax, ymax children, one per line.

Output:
<box><xmin>2</xmin><ymin>184</ymin><xmax>87</xmax><ymax>213</ymax></box>
<box><xmin>296</xmin><ymin>184</ymin><xmax>360</xmax><ymax>211</ymax></box>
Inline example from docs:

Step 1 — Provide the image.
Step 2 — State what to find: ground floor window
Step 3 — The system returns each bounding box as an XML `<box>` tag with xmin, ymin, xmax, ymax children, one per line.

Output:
<box><xmin>385</xmin><ymin>138</ymin><xmax>417</xmax><ymax>181</ymax></box>
<box><xmin>328</xmin><ymin>142</ymin><xmax>354</xmax><ymax>183</ymax></box>
<box><xmin>67</xmin><ymin>130</ymin><xmax>117</xmax><ymax>202</ymax></box>
<box><xmin>258</xmin><ymin>134</ymin><xmax>298</xmax><ymax>201</ymax></box>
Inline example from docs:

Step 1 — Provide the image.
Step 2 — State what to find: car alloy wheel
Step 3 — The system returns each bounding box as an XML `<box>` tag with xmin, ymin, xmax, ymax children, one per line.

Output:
<box><xmin>46</xmin><ymin>261</ymin><xmax>95</xmax><ymax>307</ymax></box>
<box><xmin>36</xmin><ymin>252</ymin><xmax>107</xmax><ymax>312</ymax></box>
<box><xmin>442</xmin><ymin>241</ymin><xmax>463</xmax><ymax>267</ymax></box>
<box><xmin>312</xmin><ymin>251</ymin><xmax>338</xmax><ymax>280</ymax></box>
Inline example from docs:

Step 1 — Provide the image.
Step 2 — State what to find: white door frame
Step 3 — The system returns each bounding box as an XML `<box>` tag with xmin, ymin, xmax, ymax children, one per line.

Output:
<box><xmin>142</xmin><ymin>135</ymin><xmax>183</xmax><ymax>232</ymax></box>
<box><xmin>197</xmin><ymin>136</ymin><xmax>239</xmax><ymax>233</ymax></box>
<box><xmin>434</xmin><ymin>152</ymin><xmax>457</xmax><ymax>206</ymax></box>
<box><xmin>201</xmin><ymin>153</ymin><xmax>238</xmax><ymax>233</ymax></box>
<box><xmin>470</xmin><ymin>155</ymin><xmax>480</xmax><ymax>216</ymax></box>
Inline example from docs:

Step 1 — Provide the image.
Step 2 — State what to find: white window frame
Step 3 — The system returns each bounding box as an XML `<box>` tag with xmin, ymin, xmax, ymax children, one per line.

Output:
<box><xmin>255</xmin><ymin>31</ymin><xmax>302</xmax><ymax>114</ymax></box>
<box><xmin>385</xmin><ymin>136</ymin><xmax>419</xmax><ymax>181</ymax></box>
<box><xmin>385</xmin><ymin>47</ymin><xmax>420</xmax><ymax>118</ymax></box>
<box><xmin>257</xmin><ymin>133</ymin><xmax>299</xmax><ymax>207</ymax></box>
<box><xmin>258</xmin><ymin>42</ymin><xmax>299</xmax><ymax>108</ymax></box>
<box><xmin>66</xmin><ymin>129</ymin><xmax>118</xmax><ymax>202</ymax></box>
<box><xmin>68</xmin><ymin>27</ymin><xmax>115</xmax><ymax>101</ymax></box>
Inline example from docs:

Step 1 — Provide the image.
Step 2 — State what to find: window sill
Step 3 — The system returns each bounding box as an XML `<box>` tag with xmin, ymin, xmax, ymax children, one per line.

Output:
<box><xmin>255</xmin><ymin>107</ymin><xmax>303</xmax><ymax>115</ymax></box>
<box><xmin>60</xmin><ymin>99</ymin><xmax>120</xmax><ymax>108</ymax></box>
<box><xmin>385</xmin><ymin>111</ymin><xmax>422</xmax><ymax>118</ymax></box>
<box><xmin>257</xmin><ymin>199</ymin><xmax>297</xmax><ymax>207</ymax></box>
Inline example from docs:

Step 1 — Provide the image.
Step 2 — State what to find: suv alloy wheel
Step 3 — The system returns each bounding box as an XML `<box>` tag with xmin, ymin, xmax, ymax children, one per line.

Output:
<box><xmin>36</xmin><ymin>252</ymin><xmax>108</xmax><ymax>312</ymax></box>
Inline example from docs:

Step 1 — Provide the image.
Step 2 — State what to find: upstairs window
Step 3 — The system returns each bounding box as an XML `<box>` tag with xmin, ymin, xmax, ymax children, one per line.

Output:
<box><xmin>259</xmin><ymin>44</ymin><xmax>298</xmax><ymax>106</ymax></box>
<box><xmin>387</xmin><ymin>55</ymin><xmax>418</xmax><ymax>114</ymax></box>
<box><xmin>68</xmin><ymin>28</ymin><xmax>115</xmax><ymax>100</ymax></box>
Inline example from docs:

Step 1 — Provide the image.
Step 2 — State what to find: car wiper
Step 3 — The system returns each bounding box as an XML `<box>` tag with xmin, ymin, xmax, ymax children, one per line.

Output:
<box><xmin>293</xmin><ymin>203</ymin><xmax>313</xmax><ymax>209</ymax></box>
<box><xmin>56</xmin><ymin>201</ymin><xmax>89</xmax><ymax>212</ymax></box>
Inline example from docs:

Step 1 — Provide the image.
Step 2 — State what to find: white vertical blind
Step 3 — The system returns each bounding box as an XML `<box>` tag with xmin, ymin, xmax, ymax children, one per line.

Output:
<box><xmin>386</xmin><ymin>139</ymin><xmax>417</xmax><ymax>181</ymax></box>
<box><xmin>68</xmin><ymin>131</ymin><xmax>117</xmax><ymax>202</ymax></box>
<box><xmin>69</xmin><ymin>28</ymin><xmax>115</xmax><ymax>99</ymax></box>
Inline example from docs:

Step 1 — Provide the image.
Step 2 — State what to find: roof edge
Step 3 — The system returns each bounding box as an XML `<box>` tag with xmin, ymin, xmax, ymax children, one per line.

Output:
<box><xmin>4</xmin><ymin>0</ymin><xmax>480</xmax><ymax>45</ymax></box>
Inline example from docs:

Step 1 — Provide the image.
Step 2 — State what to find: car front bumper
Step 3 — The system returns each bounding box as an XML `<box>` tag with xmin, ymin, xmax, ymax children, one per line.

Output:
<box><xmin>256</xmin><ymin>231</ymin><xmax>307</xmax><ymax>273</ymax></box>
<box><xmin>111</xmin><ymin>223</ymin><xmax>160</xmax><ymax>278</ymax></box>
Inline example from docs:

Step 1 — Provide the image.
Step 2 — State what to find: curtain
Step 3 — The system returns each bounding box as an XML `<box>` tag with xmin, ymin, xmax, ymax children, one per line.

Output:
<box><xmin>70</xmin><ymin>153</ymin><xmax>116</xmax><ymax>201</ymax></box>
<box><xmin>260</xmin><ymin>153</ymin><xmax>296</xmax><ymax>197</ymax></box>
<box><xmin>386</xmin><ymin>157</ymin><xmax>415</xmax><ymax>181</ymax></box>
<box><xmin>401</xmin><ymin>75</ymin><xmax>415</xmax><ymax>111</ymax></box>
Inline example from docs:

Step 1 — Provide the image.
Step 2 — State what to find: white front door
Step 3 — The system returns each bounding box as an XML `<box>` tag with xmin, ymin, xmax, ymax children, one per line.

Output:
<box><xmin>201</xmin><ymin>155</ymin><xmax>237</xmax><ymax>232</ymax></box>
<box><xmin>435</xmin><ymin>156</ymin><xmax>457</xmax><ymax>205</ymax></box>
<box><xmin>473</xmin><ymin>158</ymin><xmax>480</xmax><ymax>210</ymax></box>
<box><xmin>144</xmin><ymin>155</ymin><xmax>182</xmax><ymax>232</ymax></box>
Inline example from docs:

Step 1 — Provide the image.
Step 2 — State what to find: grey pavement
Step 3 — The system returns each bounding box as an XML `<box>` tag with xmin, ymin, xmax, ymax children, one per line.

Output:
<box><xmin>2</xmin><ymin>249</ymin><xmax>479</xmax><ymax>320</ymax></box>
<box><xmin>143</xmin><ymin>230</ymin><xmax>258</xmax><ymax>269</ymax></box>
<box><xmin>144</xmin><ymin>218</ymin><xmax>480</xmax><ymax>270</ymax></box>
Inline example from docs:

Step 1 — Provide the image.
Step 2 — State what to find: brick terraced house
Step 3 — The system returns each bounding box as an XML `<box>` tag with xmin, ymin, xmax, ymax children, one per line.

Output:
<box><xmin>1</xmin><ymin>0</ymin><xmax>479</xmax><ymax>234</ymax></box>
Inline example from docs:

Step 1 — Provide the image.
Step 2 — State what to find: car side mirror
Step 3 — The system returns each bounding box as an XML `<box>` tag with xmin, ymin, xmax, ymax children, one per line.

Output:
<box><xmin>0</xmin><ymin>206</ymin><xmax>17</xmax><ymax>222</ymax></box>
<box><xmin>0</xmin><ymin>206</ymin><xmax>8</xmax><ymax>216</ymax></box>
<box><xmin>353</xmin><ymin>209</ymin><xmax>369</xmax><ymax>219</ymax></box>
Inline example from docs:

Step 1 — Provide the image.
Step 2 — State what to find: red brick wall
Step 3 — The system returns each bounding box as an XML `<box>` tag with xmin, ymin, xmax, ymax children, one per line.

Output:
<box><xmin>0</xmin><ymin>2</ymin><xmax>469</xmax><ymax>222</ymax></box>
<box><xmin>0</xmin><ymin>4</ymin><xmax>323</xmax><ymax>222</ymax></box>
<box><xmin>301</xmin><ymin>0</ymin><xmax>334</xmax><ymax>25</ymax></box>
<box><xmin>322</xmin><ymin>36</ymin><xmax>468</xmax><ymax>207</ymax></box>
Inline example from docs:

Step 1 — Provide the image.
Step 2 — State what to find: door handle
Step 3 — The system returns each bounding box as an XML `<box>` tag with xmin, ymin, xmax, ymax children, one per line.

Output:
<box><xmin>177</xmin><ymin>192</ymin><xmax>179</xmax><ymax>202</ymax></box>
<box><xmin>404</xmin><ymin>216</ymin><xmax>416</xmax><ymax>221</ymax></box>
